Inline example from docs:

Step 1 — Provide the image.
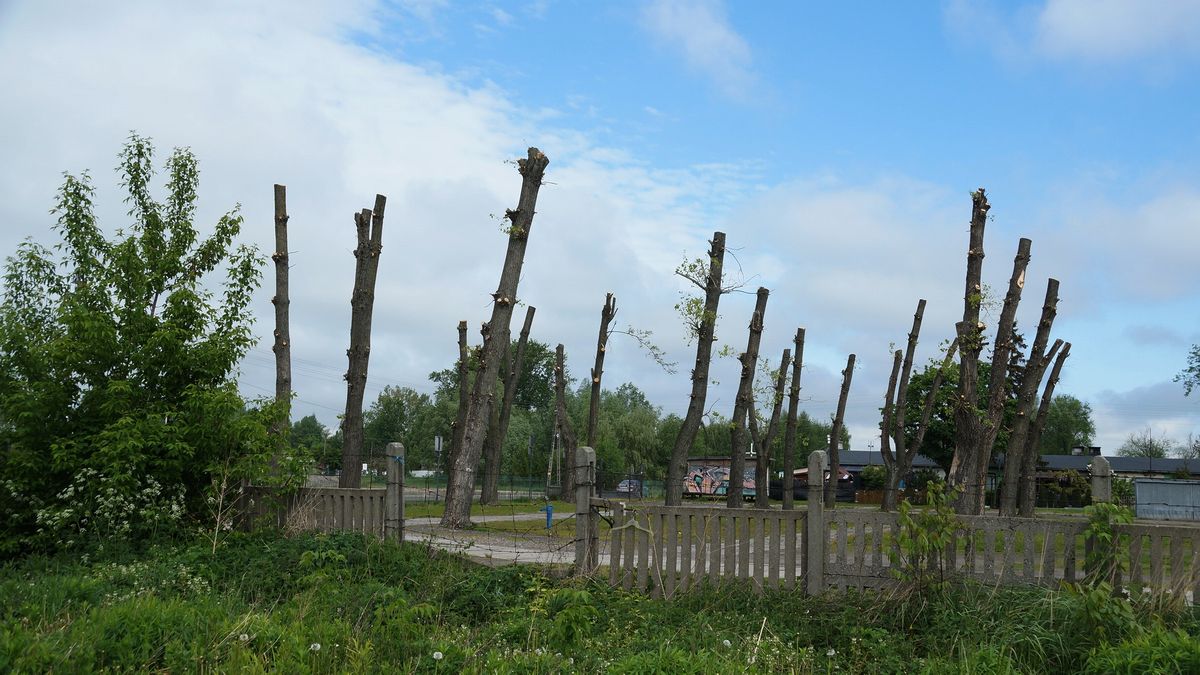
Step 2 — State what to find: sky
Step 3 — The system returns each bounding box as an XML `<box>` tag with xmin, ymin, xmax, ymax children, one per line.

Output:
<box><xmin>1</xmin><ymin>0</ymin><xmax>1198</xmax><ymax>456</ymax></box>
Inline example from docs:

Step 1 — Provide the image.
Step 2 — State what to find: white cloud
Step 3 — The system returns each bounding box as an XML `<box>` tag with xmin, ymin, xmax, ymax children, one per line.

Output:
<box><xmin>1091</xmin><ymin>381</ymin><xmax>1198</xmax><ymax>452</ymax></box>
<box><xmin>640</xmin><ymin>0</ymin><xmax>757</xmax><ymax>98</ymax></box>
<box><xmin>1036</xmin><ymin>0</ymin><xmax>1200</xmax><ymax>61</ymax></box>
<box><xmin>0</xmin><ymin>0</ymin><xmax>1193</xmax><ymax>457</ymax></box>
<box><xmin>945</xmin><ymin>0</ymin><xmax>1200</xmax><ymax>65</ymax></box>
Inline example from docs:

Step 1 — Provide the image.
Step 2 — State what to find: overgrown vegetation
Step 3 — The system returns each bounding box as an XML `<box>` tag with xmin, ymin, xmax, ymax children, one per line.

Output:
<box><xmin>2</xmin><ymin>530</ymin><xmax>1197</xmax><ymax>673</ymax></box>
<box><xmin>0</xmin><ymin>136</ymin><xmax>299</xmax><ymax>557</ymax></box>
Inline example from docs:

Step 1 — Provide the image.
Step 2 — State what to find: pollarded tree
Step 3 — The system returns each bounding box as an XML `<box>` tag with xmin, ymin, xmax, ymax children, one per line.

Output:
<box><xmin>666</xmin><ymin>232</ymin><xmax>731</xmax><ymax>505</ymax></box>
<box><xmin>0</xmin><ymin>134</ymin><xmax>287</xmax><ymax>555</ymax></box>
<box><xmin>879</xmin><ymin>299</ymin><xmax>959</xmax><ymax>511</ymax></box>
<box><xmin>442</xmin><ymin>149</ymin><xmax>549</xmax><ymax>528</ymax></box>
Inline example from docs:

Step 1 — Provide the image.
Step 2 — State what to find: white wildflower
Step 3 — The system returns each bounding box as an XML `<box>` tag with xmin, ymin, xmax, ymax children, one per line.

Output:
<box><xmin>826</xmin><ymin>648</ymin><xmax>836</xmax><ymax>657</ymax></box>
<box><xmin>722</xmin><ymin>639</ymin><xmax>732</xmax><ymax>648</ymax></box>
<box><xmin>433</xmin><ymin>651</ymin><xmax>444</xmax><ymax>661</ymax></box>
<box><xmin>239</xmin><ymin>633</ymin><xmax>250</xmax><ymax>642</ymax></box>
<box><xmin>310</xmin><ymin>643</ymin><xmax>321</xmax><ymax>652</ymax></box>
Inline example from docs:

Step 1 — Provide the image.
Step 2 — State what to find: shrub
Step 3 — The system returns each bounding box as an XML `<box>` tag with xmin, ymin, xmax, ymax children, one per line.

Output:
<box><xmin>1083</xmin><ymin>625</ymin><xmax>1200</xmax><ymax>674</ymax></box>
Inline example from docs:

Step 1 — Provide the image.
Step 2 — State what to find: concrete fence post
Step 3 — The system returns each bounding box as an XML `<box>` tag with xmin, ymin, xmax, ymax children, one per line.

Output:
<box><xmin>805</xmin><ymin>450</ymin><xmax>828</xmax><ymax>596</ymax></box>
<box><xmin>1090</xmin><ymin>455</ymin><xmax>1112</xmax><ymax>504</ymax></box>
<box><xmin>386</xmin><ymin>442</ymin><xmax>405</xmax><ymax>542</ymax></box>
<box><xmin>575</xmin><ymin>447</ymin><xmax>598</xmax><ymax>574</ymax></box>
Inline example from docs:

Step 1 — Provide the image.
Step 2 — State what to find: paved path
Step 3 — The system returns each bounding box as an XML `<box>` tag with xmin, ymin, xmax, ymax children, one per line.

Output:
<box><xmin>405</xmin><ymin>511</ymin><xmax>602</xmax><ymax>566</ymax></box>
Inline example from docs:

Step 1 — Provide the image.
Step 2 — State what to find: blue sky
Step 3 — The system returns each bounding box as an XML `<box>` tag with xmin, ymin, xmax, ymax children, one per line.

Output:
<box><xmin>1</xmin><ymin>0</ymin><xmax>1198</xmax><ymax>453</ymax></box>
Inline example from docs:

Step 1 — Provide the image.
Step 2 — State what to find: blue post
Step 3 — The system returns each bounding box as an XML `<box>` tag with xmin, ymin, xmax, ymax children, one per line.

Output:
<box><xmin>541</xmin><ymin>503</ymin><xmax>553</xmax><ymax>529</ymax></box>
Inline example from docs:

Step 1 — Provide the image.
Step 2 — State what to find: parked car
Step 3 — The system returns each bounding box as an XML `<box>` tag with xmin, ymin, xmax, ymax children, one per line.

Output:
<box><xmin>768</xmin><ymin>467</ymin><xmax>856</xmax><ymax>502</ymax></box>
<box><xmin>616</xmin><ymin>479</ymin><xmax>643</xmax><ymax>497</ymax></box>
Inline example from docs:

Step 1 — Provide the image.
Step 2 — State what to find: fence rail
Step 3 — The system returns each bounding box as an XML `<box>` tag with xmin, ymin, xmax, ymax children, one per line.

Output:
<box><xmin>241</xmin><ymin>442</ymin><xmax>405</xmax><ymax>541</ymax></box>
<box><xmin>578</xmin><ymin>450</ymin><xmax>1200</xmax><ymax>600</ymax></box>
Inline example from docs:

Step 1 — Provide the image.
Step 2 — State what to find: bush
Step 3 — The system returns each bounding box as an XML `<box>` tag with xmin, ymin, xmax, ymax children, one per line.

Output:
<box><xmin>1084</xmin><ymin>626</ymin><xmax>1200</xmax><ymax>674</ymax></box>
<box><xmin>0</xmin><ymin>135</ymin><xmax>300</xmax><ymax>557</ymax></box>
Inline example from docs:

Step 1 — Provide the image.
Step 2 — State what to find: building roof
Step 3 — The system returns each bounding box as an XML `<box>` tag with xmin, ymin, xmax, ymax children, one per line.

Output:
<box><xmin>1041</xmin><ymin>455</ymin><xmax>1200</xmax><ymax>476</ymax></box>
<box><xmin>837</xmin><ymin>449</ymin><xmax>942</xmax><ymax>471</ymax></box>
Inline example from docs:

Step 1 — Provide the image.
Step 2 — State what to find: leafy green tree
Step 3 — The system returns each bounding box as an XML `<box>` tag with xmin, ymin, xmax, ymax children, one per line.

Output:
<box><xmin>291</xmin><ymin>414</ymin><xmax>327</xmax><ymax>452</ymax></box>
<box><xmin>1038</xmin><ymin>395</ymin><xmax>1096</xmax><ymax>455</ymax></box>
<box><xmin>905</xmin><ymin>360</ymin><xmax>1015</xmax><ymax>472</ymax></box>
<box><xmin>362</xmin><ymin>385</ymin><xmax>452</xmax><ymax>470</ymax></box>
<box><xmin>0</xmin><ymin>134</ymin><xmax>285</xmax><ymax>555</ymax></box>
<box><xmin>1117</xmin><ymin>430</ymin><xmax>1175</xmax><ymax>459</ymax></box>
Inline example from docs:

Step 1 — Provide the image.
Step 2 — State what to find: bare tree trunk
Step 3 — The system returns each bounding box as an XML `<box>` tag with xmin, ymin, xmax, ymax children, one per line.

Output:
<box><xmin>587</xmin><ymin>293</ymin><xmax>616</xmax><ymax>447</ymax></box>
<box><xmin>271</xmin><ymin>184</ymin><xmax>291</xmax><ymax>430</ymax></box>
<box><xmin>880</xmin><ymin>349</ymin><xmax>903</xmax><ymax>511</ymax></box>
<box><xmin>340</xmin><ymin>196</ymin><xmax>385</xmax><ymax>488</ymax></box>
<box><xmin>755</xmin><ymin>347</ymin><xmax>790</xmax><ymax>508</ymax></box>
<box><xmin>948</xmin><ymin>191</ymin><xmax>990</xmax><ymax>509</ymax></box>
<box><xmin>967</xmin><ymin>237</ymin><xmax>1031</xmax><ymax>511</ymax></box>
<box><xmin>442</xmin><ymin>149</ymin><xmax>548</xmax><ymax>528</ymax></box>
<box><xmin>949</xmin><ymin>188</ymin><xmax>1034</xmax><ymax>514</ymax></box>
<box><xmin>481</xmin><ymin>306</ymin><xmax>535</xmax><ymax>504</ymax></box>
<box><xmin>881</xmin><ymin>334</ymin><xmax>960</xmax><ymax>511</ymax></box>
<box><xmin>824</xmin><ymin>354</ymin><xmax>855</xmax><ymax>508</ymax></box>
<box><xmin>553</xmin><ymin>344</ymin><xmax>578</xmax><ymax>499</ymax></box>
<box><xmin>667</xmin><ymin>232</ymin><xmax>726</xmax><ymax>506</ymax></box>
<box><xmin>1018</xmin><ymin>343</ymin><xmax>1071</xmax><ymax>517</ymax></box>
<box><xmin>444</xmin><ymin>320</ymin><xmax>471</xmax><ymax>503</ymax></box>
<box><xmin>999</xmin><ymin>279</ymin><xmax>1061</xmax><ymax>516</ymax></box>
<box><xmin>727</xmin><ymin>287</ymin><xmax>769</xmax><ymax>507</ymax></box>
<box><xmin>881</xmin><ymin>300</ymin><xmax>925</xmax><ymax>509</ymax></box>
<box><xmin>782</xmin><ymin>328</ymin><xmax>805</xmax><ymax>510</ymax></box>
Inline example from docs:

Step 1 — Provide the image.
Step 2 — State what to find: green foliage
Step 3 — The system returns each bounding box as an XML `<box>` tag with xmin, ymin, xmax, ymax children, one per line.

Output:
<box><xmin>1083</xmin><ymin>625</ymin><xmax>1200</xmax><ymax>674</ymax></box>
<box><xmin>1040</xmin><ymin>469</ymin><xmax>1091</xmax><ymax>507</ymax></box>
<box><xmin>895</xmin><ymin>482</ymin><xmax>962</xmax><ymax>591</ymax></box>
<box><xmin>904</xmin><ymin>359</ymin><xmax>1017</xmax><ymax>471</ymax></box>
<box><xmin>860</xmin><ymin>464</ymin><xmax>887</xmax><ymax>491</ymax></box>
<box><xmin>1083</xmin><ymin>502</ymin><xmax>1134</xmax><ymax>586</ymax></box>
<box><xmin>1112</xmin><ymin>477</ymin><xmax>1135</xmax><ymax>507</ymax></box>
<box><xmin>1117</xmin><ymin>429</ymin><xmax>1175</xmax><ymax>458</ymax></box>
<box><xmin>2</xmin><ymin>530</ymin><xmax>1199</xmax><ymax>673</ymax></box>
<box><xmin>0</xmin><ymin>135</ymin><xmax>291</xmax><ymax>556</ymax></box>
<box><xmin>1040</xmin><ymin>395</ymin><xmax>1096</xmax><ymax>455</ymax></box>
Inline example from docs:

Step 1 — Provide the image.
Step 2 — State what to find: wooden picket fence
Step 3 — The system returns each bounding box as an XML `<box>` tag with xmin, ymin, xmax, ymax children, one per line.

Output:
<box><xmin>578</xmin><ymin>450</ymin><xmax>1200</xmax><ymax>600</ymax></box>
<box><xmin>239</xmin><ymin>442</ymin><xmax>405</xmax><ymax>541</ymax></box>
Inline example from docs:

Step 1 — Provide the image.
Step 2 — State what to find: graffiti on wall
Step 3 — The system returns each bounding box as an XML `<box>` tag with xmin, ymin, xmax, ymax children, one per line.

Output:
<box><xmin>684</xmin><ymin>465</ymin><xmax>756</xmax><ymax>497</ymax></box>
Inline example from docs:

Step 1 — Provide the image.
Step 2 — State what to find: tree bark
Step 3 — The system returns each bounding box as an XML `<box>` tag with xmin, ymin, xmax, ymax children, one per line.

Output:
<box><xmin>442</xmin><ymin>149</ymin><xmax>548</xmax><ymax>527</ymax></box>
<box><xmin>444</xmin><ymin>320</ymin><xmax>471</xmax><ymax>502</ymax></box>
<box><xmin>824</xmin><ymin>353</ymin><xmax>855</xmax><ymax>508</ymax></box>
<box><xmin>949</xmin><ymin>189</ymin><xmax>1035</xmax><ymax>514</ymax></box>
<box><xmin>999</xmin><ymin>278</ymin><xmax>1061</xmax><ymax>516</ymax></box>
<box><xmin>271</xmin><ymin>184</ymin><xmax>291</xmax><ymax>429</ymax></box>
<box><xmin>948</xmin><ymin>190</ymin><xmax>990</xmax><ymax>510</ymax></box>
<box><xmin>966</xmin><ymin>237</ymin><xmax>1031</xmax><ymax>511</ymax></box>
<box><xmin>1018</xmin><ymin>342</ymin><xmax>1071</xmax><ymax>517</ymax></box>
<box><xmin>340</xmin><ymin>196</ymin><xmax>385</xmax><ymax>488</ymax></box>
<box><xmin>587</xmin><ymin>293</ymin><xmax>617</xmax><ymax>448</ymax></box>
<box><xmin>754</xmin><ymin>347</ymin><xmax>790</xmax><ymax>508</ymax></box>
<box><xmin>782</xmin><ymin>328</ymin><xmax>805</xmax><ymax>510</ymax></box>
<box><xmin>553</xmin><ymin>343</ymin><xmax>578</xmax><ymax>499</ymax></box>
<box><xmin>727</xmin><ymin>287</ymin><xmax>769</xmax><ymax>507</ymax></box>
<box><xmin>666</xmin><ymin>232</ymin><xmax>726</xmax><ymax>506</ymax></box>
<box><xmin>481</xmin><ymin>306</ymin><xmax>535</xmax><ymax>504</ymax></box>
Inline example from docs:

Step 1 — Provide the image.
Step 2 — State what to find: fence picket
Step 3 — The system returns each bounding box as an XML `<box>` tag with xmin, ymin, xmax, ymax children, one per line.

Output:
<box><xmin>610</xmin><ymin>503</ymin><xmax>624</xmax><ymax>587</ymax></box>
<box><xmin>665</xmin><ymin>512</ymin><xmax>678</xmax><ymax>598</ymax></box>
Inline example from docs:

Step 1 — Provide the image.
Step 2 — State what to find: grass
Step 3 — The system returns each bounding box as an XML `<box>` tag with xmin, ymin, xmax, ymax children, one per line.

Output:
<box><xmin>2</xmin><ymin>530</ymin><xmax>1199</xmax><ymax>672</ymax></box>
